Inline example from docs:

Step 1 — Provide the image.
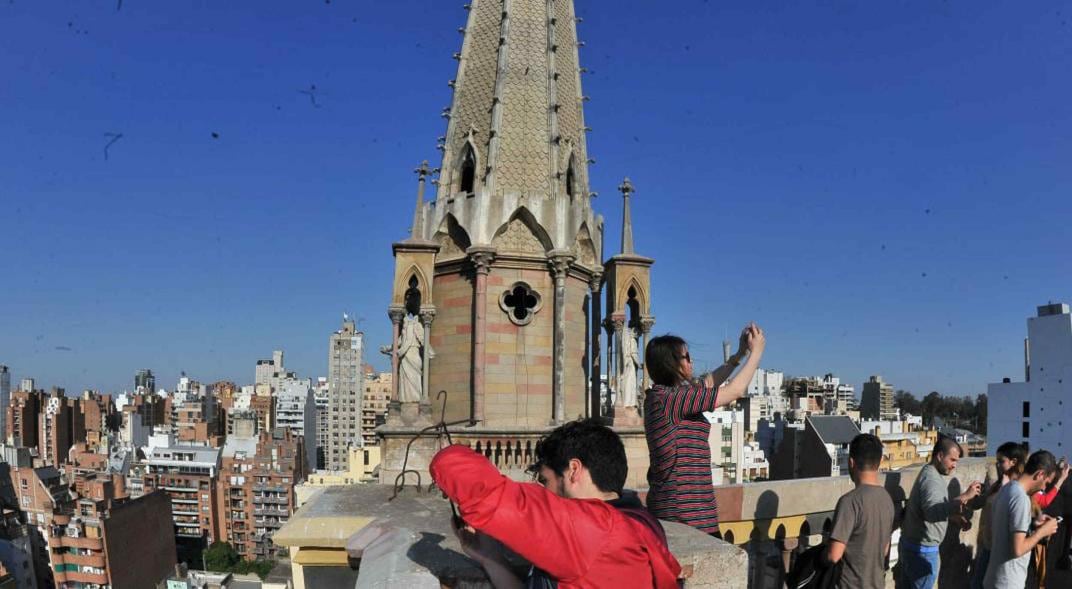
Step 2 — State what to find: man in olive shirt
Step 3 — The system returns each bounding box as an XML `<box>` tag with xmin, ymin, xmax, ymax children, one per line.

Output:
<box><xmin>826</xmin><ymin>433</ymin><xmax>896</xmax><ymax>588</ymax></box>
<box><xmin>898</xmin><ymin>435</ymin><xmax>982</xmax><ymax>589</ymax></box>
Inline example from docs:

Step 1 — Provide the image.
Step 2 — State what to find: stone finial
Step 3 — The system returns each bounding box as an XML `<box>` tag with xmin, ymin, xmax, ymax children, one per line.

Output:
<box><xmin>619</xmin><ymin>177</ymin><xmax>635</xmax><ymax>255</ymax></box>
<box><xmin>411</xmin><ymin>161</ymin><xmax>438</xmax><ymax>239</ymax></box>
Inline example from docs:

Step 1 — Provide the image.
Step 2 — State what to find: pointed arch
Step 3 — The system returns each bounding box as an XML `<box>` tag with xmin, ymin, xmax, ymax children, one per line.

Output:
<box><xmin>492</xmin><ymin>207</ymin><xmax>553</xmax><ymax>254</ymax></box>
<box><xmin>571</xmin><ymin>223</ymin><xmax>597</xmax><ymax>268</ymax></box>
<box><xmin>565</xmin><ymin>154</ymin><xmax>577</xmax><ymax>201</ymax></box>
<box><xmin>396</xmin><ymin>264</ymin><xmax>430</xmax><ymax>308</ymax></box>
<box><xmin>617</xmin><ymin>276</ymin><xmax>649</xmax><ymax>316</ymax></box>
<box><xmin>433</xmin><ymin>214</ymin><xmax>472</xmax><ymax>259</ymax></box>
<box><xmin>451</xmin><ymin>136</ymin><xmax>481</xmax><ymax>197</ymax></box>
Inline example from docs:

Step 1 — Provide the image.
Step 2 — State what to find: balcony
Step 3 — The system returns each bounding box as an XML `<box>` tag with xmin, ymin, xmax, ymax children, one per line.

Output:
<box><xmin>274</xmin><ymin>484</ymin><xmax>744</xmax><ymax>587</ymax></box>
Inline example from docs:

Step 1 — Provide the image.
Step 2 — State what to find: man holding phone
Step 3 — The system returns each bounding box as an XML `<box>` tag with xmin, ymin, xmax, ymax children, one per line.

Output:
<box><xmin>984</xmin><ymin>450</ymin><xmax>1062</xmax><ymax>588</ymax></box>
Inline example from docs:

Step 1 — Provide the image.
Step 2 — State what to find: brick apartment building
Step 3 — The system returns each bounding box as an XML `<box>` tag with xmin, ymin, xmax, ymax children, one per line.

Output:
<box><xmin>39</xmin><ymin>389</ymin><xmax>86</xmax><ymax>467</ymax></box>
<box><xmin>142</xmin><ymin>445</ymin><xmax>223</xmax><ymax>556</ymax></box>
<box><xmin>220</xmin><ymin>428</ymin><xmax>305</xmax><ymax>560</ymax></box>
<box><xmin>49</xmin><ymin>474</ymin><xmax>176</xmax><ymax>588</ymax></box>
<box><xmin>6</xmin><ymin>389</ymin><xmax>42</xmax><ymax>448</ymax></box>
<box><xmin>360</xmin><ymin>370</ymin><xmax>392</xmax><ymax>447</ymax></box>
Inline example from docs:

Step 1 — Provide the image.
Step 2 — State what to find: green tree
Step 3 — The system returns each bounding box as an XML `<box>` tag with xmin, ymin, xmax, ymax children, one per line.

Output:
<box><xmin>203</xmin><ymin>542</ymin><xmax>239</xmax><ymax>572</ymax></box>
<box><xmin>893</xmin><ymin>390</ymin><xmax>921</xmax><ymax>416</ymax></box>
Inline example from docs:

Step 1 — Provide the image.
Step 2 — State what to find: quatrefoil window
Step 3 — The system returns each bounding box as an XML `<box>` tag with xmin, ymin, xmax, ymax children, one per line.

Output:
<box><xmin>499</xmin><ymin>282</ymin><xmax>542</xmax><ymax>326</ymax></box>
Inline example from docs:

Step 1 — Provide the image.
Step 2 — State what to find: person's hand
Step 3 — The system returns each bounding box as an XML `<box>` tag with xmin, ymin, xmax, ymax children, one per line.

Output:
<box><xmin>1035</xmin><ymin>515</ymin><xmax>1060</xmax><ymax>539</ymax></box>
<box><xmin>1057</xmin><ymin>461</ymin><xmax>1070</xmax><ymax>487</ymax></box>
<box><xmin>950</xmin><ymin>512</ymin><xmax>972</xmax><ymax>532</ymax></box>
<box><xmin>960</xmin><ymin>481</ymin><xmax>983</xmax><ymax>502</ymax></box>
<box><xmin>745</xmin><ymin>323</ymin><xmax>766</xmax><ymax>357</ymax></box>
<box><xmin>735</xmin><ymin>326</ymin><xmax>750</xmax><ymax>359</ymax></box>
<box><xmin>452</xmin><ymin>517</ymin><xmax>505</xmax><ymax>566</ymax></box>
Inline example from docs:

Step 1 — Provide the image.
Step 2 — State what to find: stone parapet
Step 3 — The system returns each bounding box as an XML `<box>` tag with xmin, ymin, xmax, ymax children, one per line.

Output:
<box><xmin>279</xmin><ymin>484</ymin><xmax>746</xmax><ymax>588</ymax></box>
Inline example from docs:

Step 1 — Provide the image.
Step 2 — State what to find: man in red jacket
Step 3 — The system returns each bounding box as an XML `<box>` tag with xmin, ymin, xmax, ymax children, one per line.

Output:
<box><xmin>430</xmin><ymin>418</ymin><xmax>683</xmax><ymax>589</ymax></box>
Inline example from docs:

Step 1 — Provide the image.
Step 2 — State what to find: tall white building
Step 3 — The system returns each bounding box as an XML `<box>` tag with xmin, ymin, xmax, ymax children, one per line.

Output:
<box><xmin>989</xmin><ymin>303</ymin><xmax>1072</xmax><ymax>455</ymax></box>
<box><xmin>0</xmin><ymin>365</ymin><xmax>9</xmax><ymax>442</ymax></box>
<box><xmin>747</xmin><ymin>369</ymin><xmax>785</xmax><ymax>397</ymax></box>
<box><xmin>327</xmin><ymin>317</ymin><xmax>364</xmax><ymax>471</ymax></box>
<box><xmin>275</xmin><ymin>375</ymin><xmax>317</xmax><ymax>471</ymax></box>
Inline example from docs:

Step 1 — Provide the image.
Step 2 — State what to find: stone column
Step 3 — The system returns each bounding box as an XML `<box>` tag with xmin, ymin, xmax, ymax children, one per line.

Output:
<box><xmin>387</xmin><ymin>306</ymin><xmax>405</xmax><ymax>424</ymax></box>
<box><xmin>468</xmin><ymin>247</ymin><xmax>496</xmax><ymax>426</ymax></box>
<box><xmin>419</xmin><ymin>307</ymin><xmax>437</xmax><ymax>416</ymax></box>
<box><xmin>639</xmin><ymin>316</ymin><xmax>656</xmax><ymax>392</ymax></box>
<box><xmin>548</xmin><ymin>251</ymin><xmax>575</xmax><ymax>425</ymax></box>
<box><xmin>603</xmin><ymin>317</ymin><xmax>615</xmax><ymax>413</ymax></box>
<box><xmin>588</xmin><ymin>272</ymin><xmax>603</xmax><ymax>420</ymax></box>
<box><xmin>608</xmin><ymin>315</ymin><xmax>625</xmax><ymax>411</ymax></box>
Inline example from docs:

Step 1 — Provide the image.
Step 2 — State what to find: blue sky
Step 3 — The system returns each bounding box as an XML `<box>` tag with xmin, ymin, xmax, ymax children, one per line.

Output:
<box><xmin>1</xmin><ymin>1</ymin><xmax>1069</xmax><ymax>398</ymax></box>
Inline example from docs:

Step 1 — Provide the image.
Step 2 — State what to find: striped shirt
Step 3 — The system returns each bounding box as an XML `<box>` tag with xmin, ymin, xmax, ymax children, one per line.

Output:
<box><xmin>643</xmin><ymin>383</ymin><xmax>720</xmax><ymax>534</ymax></box>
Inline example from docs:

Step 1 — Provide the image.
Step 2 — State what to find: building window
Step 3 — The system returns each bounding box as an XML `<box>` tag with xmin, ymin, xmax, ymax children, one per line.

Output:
<box><xmin>1023</xmin><ymin>401</ymin><xmax>1030</xmax><ymax>418</ymax></box>
<box><xmin>1023</xmin><ymin>422</ymin><xmax>1030</xmax><ymax>438</ymax></box>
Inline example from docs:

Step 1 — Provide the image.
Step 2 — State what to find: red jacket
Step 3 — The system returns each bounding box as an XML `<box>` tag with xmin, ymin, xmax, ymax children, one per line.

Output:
<box><xmin>430</xmin><ymin>445</ymin><xmax>683</xmax><ymax>589</ymax></box>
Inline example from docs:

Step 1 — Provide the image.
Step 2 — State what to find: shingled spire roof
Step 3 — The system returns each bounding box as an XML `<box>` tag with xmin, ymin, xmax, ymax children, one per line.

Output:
<box><xmin>436</xmin><ymin>0</ymin><xmax>592</xmax><ymax>203</ymax></box>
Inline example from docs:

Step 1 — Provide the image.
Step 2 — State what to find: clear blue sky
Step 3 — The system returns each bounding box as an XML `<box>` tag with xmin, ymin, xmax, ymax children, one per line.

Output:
<box><xmin>2</xmin><ymin>1</ymin><xmax>1069</xmax><ymax>398</ymax></box>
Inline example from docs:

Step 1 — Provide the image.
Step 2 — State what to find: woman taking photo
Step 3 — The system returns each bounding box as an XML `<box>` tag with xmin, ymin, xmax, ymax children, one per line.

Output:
<box><xmin>643</xmin><ymin>323</ymin><xmax>766</xmax><ymax>537</ymax></box>
<box><xmin>968</xmin><ymin>441</ymin><xmax>1027</xmax><ymax>589</ymax></box>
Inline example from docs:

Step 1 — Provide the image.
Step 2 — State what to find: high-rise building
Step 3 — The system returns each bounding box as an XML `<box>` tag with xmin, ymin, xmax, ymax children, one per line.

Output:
<box><xmin>360</xmin><ymin>370</ymin><xmax>392</xmax><ymax>447</ymax></box>
<box><xmin>7</xmin><ymin>389</ymin><xmax>43</xmax><ymax>448</ymax></box>
<box><xmin>314</xmin><ymin>377</ymin><xmax>329</xmax><ymax>469</ymax></box>
<box><xmin>220</xmin><ymin>427</ymin><xmax>305</xmax><ymax>560</ymax></box>
<box><xmin>134</xmin><ymin>369</ymin><xmax>156</xmax><ymax>394</ymax></box>
<box><xmin>989</xmin><ymin>303</ymin><xmax>1072</xmax><ymax>455</ymax></box>
<box><xmin>39</xmin><ymin>389</ymin><xmax>86</xmax><ymax>467</ymax></box>
<box><xmin>0</xmin><ymin>366</ymin><xmax>9</xmax><ymax>443</ymax></box>
<box><xmin>255</xmin><ymin>350</ymin><xmax>286</xmax><ymax>392</ymax></box>
<box><xmin>18</xmin><ymin>378</ymin><xmax>34</xmax><ymax>393</ymax></box>
<box><xmin>860</xmin><ymin>375</ymin><xmax>896</xmax><ymax>421</ymax></box>
<box><xmin>142</xmin><ymin>445</ymin><xmax>223</xmax><ymax>554</ymax></box>
<box><xmin>326</xmin><ymin>317</ymin><xmax>363</xmax><ymax>471</ymax></box>
<box><xmin>274</xmin><ymin>375</ymin><xmax>317</xmax><ymax>470</ymax></box>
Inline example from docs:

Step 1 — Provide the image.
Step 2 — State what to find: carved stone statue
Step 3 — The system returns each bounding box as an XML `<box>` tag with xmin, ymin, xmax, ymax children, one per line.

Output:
<box><xmin>398</xmin><ymin>314</ymin><xmax>424</xmax><ymax>403</ymax></box>
<box><xmin>617</xmin><ymin>326</ymin><xmax>640</xmax><ymax>408</ymax></box>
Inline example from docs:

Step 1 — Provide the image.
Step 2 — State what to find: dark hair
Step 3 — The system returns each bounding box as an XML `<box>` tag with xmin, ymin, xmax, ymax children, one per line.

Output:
<box><xmin>1024</xmin><ymin>450</ymin><xmax>1058</xmax><ymax>477</ymax></box>
<box><xmin>528</xmin><ymin>418</ymin><xmax>627</xmax><ymax>494</ymax></box>
<box><xmin>996</xmin><ymin>441</ymin><xmax>1028</xmax><ymax>477</ymax></box>
<box><xmin>645</xmin><ymin>334</ymin><xmax>688</xmax><ymax>386</ymax></box>
<box><xmin>849</xmin><ymin>433</ymin><xmax>884</xmax><ymax>472</ymax></box>
<box><xmin>933</xmin><ymin>434</ymin><xmax>963</xmax><ymax>459</ymax></box>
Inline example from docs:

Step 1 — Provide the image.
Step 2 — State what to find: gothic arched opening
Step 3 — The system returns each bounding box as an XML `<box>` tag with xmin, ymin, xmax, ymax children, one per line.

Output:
<box><xmin>459</xmin><ymin>143</ymin><xmax>476</xmax><ymax>195</ymax></box>
<box><xmin>565</xmin><ymin>158</ymin><xmax>576</xmax><ymax>201</ymax></box>
<box><xmin>404</xmin><ymin>275</ymin><xmax>422</xmax><ymax>316</ymax></box>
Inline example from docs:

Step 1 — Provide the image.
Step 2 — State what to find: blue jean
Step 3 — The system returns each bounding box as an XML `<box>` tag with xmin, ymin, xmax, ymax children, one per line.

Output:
<box><xmin>898</xmin><ymin>541</ymin><xmax>940</xmax><ymax>589</ymax></box>
<box><xmin>969</xmin><ymin>546</ymin><xmax>990</xmax><ymax>589</ymax></box>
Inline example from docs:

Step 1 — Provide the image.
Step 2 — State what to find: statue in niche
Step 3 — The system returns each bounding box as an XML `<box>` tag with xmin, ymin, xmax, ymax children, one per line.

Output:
<box><xmin>617</xmin><ymin>326</ymin><xmax>640</xmax><ymax>408</ymax></box>
<box><xmin>398</xmin><ymin>314</ymin><xmax>424</xmax><ymax>404</ymax></box>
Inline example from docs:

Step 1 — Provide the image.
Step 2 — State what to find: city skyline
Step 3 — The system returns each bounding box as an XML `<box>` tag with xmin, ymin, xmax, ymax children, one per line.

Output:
<box><xmin>3</xmin><ymin>1</ymin><xmax>1071</xmax><ymax>397</ymax></box>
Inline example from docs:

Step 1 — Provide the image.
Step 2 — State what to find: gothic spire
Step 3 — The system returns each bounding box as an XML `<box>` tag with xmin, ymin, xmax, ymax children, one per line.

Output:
<box><xmin>437</xmin><ymin>0</ymin><xmax>592</xmax><ymax>201</ymax></box>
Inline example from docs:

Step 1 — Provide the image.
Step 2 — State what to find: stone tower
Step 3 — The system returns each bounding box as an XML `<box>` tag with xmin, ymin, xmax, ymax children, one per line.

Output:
<box><xmin>382</xmin><ymin>1</ymin><xmax>652</xmax><ymax>485</ymax></box>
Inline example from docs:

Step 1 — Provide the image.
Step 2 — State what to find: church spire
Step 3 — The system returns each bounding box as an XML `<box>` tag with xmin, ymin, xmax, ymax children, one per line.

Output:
<box><xmin>618</xmin><ymin>177</ymin><xmax>635</xmax><ymax>255</ymax></box>
<box><xmin>437</xmin><ymin>0</ymin><xmax>592</xmax><ymax>202</ymax></box>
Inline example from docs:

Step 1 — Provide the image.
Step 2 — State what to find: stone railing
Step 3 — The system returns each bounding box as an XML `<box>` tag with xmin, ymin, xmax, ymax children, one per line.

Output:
<box><xmin>378</xmin><ymin>424</ymin><xmax>651</xmax><ymax>490</ymax></box>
